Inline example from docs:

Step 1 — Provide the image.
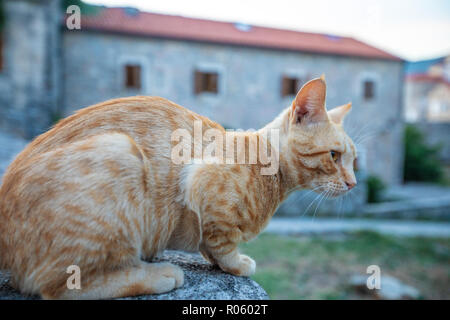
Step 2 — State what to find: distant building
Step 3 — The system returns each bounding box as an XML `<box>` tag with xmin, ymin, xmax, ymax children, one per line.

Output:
<box><xmin>404</xmin><ymin>56</ymin><xmax>450</xmax><ymax>171</ymax></box>
<box><xmin>0</xmin><ymin>0</ymin><xmax>405</xmax><ymax>185</ymax></box>
<box><xmin>404</xmin><ymin>56</ymin><xmax>450</xmax><ymax>123</ymax></box>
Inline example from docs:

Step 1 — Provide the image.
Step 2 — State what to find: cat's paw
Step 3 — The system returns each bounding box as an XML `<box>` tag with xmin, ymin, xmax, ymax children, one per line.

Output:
<box><xmin>220</xmin><ymin>254</ymin><xmax>256</xmax><ymax>277</ymax></box>
<box><xmin>148</xmin><ymin>262</ymin><xmax>185</xmax><ymax>293</ymax></box>
<box><xmin>237</xmin><ymin>254</ymin><xmax>256</xmax><ymax>276</ymax></box>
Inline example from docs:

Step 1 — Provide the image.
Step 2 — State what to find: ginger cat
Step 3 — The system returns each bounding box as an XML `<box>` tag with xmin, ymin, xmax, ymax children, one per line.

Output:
<box><xmin>0</xmin><ymin>77</ymin><xmax>356</xmax><ymax>299</ymax></box>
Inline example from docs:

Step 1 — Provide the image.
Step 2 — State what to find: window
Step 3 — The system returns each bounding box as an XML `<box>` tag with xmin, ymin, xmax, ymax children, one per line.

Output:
<box><xmin>124</xmin><ymin>64</ymin><xmax>141</xmax><ymax>89</ymax></box>
<box><xmin>281</xmin><ymin>76</ymin><xmax>301</xmax><ymax>97</ymax></box>
<box><xmin>194</xmin><ymin>71</ymin><xmax>218</xmax><ymax>94</ymax></box>
<box><xmin>363</xmin><ymin>80</ymin><xmax>375</xmax><ymax>100</ymax></box>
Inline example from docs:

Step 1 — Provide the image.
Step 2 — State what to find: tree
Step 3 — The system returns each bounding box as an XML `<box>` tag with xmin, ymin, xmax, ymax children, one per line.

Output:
<box><xmin>403</xmin><ymin>124</ymin><xmax>443</xmax><ymax>182</ymax></box>
<box><xmin>0</xmin><ymin>0</ymin><xmax>5</xmax><ymax>31</ymax></box>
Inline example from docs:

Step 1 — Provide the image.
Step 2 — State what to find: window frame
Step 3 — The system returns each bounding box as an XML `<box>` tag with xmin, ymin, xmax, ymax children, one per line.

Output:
<box><xmin>358</xmin><ymin>73</ymin><xmax>379</xmax><ymax>103</ymax></box>
<box><xmin>194</xmin><ymin>70</ymin><xmax>219</xmax><ymax>95</ymax></box>
<box><xmin>280</xmin><ymin>70</ymin><xmax>307</xmax><ymax>99</ymax></box>
<box><xmin>363</xmin><ymin>79</ymin><xmax>375</xmax><ymax>101</ymax></box>
<box><xmin>118</xmin><ymin>55</ymin><xmax>149</xmax><ymax>93</ymax></box>
<box><xmin>193</xmin><ymin>63</ymin><xmax>225</xmax><ymax>99</ymax></box>
<box><xmin>281</xmin><ymin>76</ymin><xmax>302</xmax><ymax>97</ymax></box>
<box><xmin>124</xmin><ymin>64</ymin><xmax>142</xmax><ymax>90</ymax></box>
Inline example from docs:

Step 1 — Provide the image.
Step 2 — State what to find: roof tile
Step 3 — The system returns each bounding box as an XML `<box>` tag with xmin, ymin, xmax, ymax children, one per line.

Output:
<box><xmin>79</xmin><ymin>8</ymin><xmax>402</xmax><ymax>61</ymax></box>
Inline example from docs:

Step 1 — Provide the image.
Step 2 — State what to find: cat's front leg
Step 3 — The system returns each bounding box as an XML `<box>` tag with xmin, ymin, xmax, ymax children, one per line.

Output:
<box><xmin>184</xmin><ymin>164</ymin><xmax>257</xmax><ymax>276</ymax></box>
<box><xmin>201</xmin><ymin>237</ymin><xmax>256</xmax><ymax>277</ymax></box>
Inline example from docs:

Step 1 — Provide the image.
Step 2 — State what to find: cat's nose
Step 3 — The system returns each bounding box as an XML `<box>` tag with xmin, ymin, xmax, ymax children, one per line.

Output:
<box><xmin>346</xmin><ymin>181</ymin><xmax>356</xmax><ymax>190</ymax></box>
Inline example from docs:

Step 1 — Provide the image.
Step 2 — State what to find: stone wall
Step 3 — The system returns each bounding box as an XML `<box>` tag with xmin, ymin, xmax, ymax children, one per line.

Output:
<box><xmin>62</xmin><ymin>31</ymin><xmax>404</xmax><ymax>185</ymax></box>
<box><xmin>0</xmin><ymin>0</ymin><xmax>61</xmax><ymax>139</ymax></box>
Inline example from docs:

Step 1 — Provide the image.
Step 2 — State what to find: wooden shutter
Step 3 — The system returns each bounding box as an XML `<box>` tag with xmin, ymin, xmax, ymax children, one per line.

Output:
<box><xmin>364</xmin><ymin>80</ymin><xmax>374</xmax><ymax>100</ymax></box>
<box><xmin>281</xmin><ymin>76</ymin><xmax>289</xmax><ymax>97</ymax></box>
<box><xmin>208</xmin><ymin>73</ymin><xmax>218</xmax><ymax>93</ymax></box>
<box><xmin>125</xmin><ymin>65</ymin><xmax>133</xmax><ymax>88</ymax></box>
<box><xmin>125</xmin><ymin>65</ymin><xmax>141</xmax><ymax>89</ymax></box>
<box><xmin>282</xmin><ymin>76</ymin><xmax>300</xmax><ymax>97</ymax></box>
<box><xmin>194</xmin><ymin>70</ymin><xmax>202</xmax><ymax>94</ymax></box>
<box><xmin>134</xmin><ymin>65</ymin><xmax>141</xmax><ymax>89</ymax></box>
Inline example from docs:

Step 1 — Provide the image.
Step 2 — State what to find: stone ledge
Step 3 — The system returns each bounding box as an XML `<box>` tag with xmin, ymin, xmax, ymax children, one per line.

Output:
<box><xmin>0</xmin><ymin>251</ymin><xmax>269</xmax><ymax>300</ymax></box>
<box><xmin>361</xmin><ymin>196</ymin><xmax>450</xmax><ymax>220</ymax></box>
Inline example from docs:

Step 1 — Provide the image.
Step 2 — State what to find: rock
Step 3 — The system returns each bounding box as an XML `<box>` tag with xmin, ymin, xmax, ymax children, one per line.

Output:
<box><xmin>377</xmin><ymin>276</ymin><xmax>421</xmax><ymax>300</ymax></box>
<box><xmin>349</xmin><ymin>274</ymin><xmax>421</xmax><ymax>300</ymax></box>
<box><xmin>0</xmin><ymin>251</ymin><xmax>269</xmax><ymax>300</ymax></box>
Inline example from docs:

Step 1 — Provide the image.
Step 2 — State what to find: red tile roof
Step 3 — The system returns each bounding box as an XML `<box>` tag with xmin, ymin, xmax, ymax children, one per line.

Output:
<box><xmin>80</xmin><ymin>7</ymin><xmax>402</xmax><ymax>61</ymax></box>
<box><xmin>406</xmin><ymin>74</ymin><xmax>450</xmax><ymax>86</ymax></box>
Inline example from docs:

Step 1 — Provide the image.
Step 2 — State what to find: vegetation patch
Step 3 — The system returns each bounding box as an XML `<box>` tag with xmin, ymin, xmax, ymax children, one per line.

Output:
<box><xmin>240</xmin><ymin>231</ymin><xmax>450</xmax><ymax>299</ymax></box>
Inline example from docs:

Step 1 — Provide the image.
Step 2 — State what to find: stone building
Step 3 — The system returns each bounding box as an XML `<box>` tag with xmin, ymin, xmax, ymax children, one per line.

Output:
<box><xmin>404</xmin><ymin>55</ymin><xmax>450</xmax><ymax>123</ymax></box>
<box><xmin>404</xmin><ymin>55</ymin><xmax>450</xmax><ymax>172</ymax></box>
<box><xmin>0</xmin><ymin>1</ymin><xmax>404</xmax><ymax>188</ymax></box>
<box><xmin>0</xmin><ymin>0</ymin><xmax>61</xmax><ymax>139</ymax></box>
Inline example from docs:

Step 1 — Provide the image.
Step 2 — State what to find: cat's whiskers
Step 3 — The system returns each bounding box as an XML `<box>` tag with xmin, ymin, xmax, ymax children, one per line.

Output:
<box><xmin>311</xmin><ymin>188</ymin><xmax>330</xmax><ymax>221</ymax></box>
<box><xmin>351</xmin><ymin>122</ymin><xmax>376</xmax><ymax>143</ymax></box>
<box><xmin>292</xmin><ymin>185</ymin><xmax>323</xmax><ymax>201</ymax></box>
<box><xmin>280</xmin><ymin>185</ymin><xmax>324</xmax><ymax>214</ymax></box>
<box><xmin>336</xmin><ymin>196</ymin><xmax>343</xmax><ymax>219</ymax></box>
<box><xmin>301</xmin><ymin>191</ymin><xmax>323</xmax><ymax>218</ymax></box>
<box><xmin>354</xmin><ymin>127</ymin><xmax>378</xmax><ymax>145</ymax></box>
<box><xmin>355</xmin><ymin>131</ymin><xmax>377</xmax><ymax>143</ymax></box>
<box><xmin>346</xmin><ymin>188</ymin><xmax>358</xmax><ymax>214</ymax></box>
<box><xmin>346</xmin><ymin>120</ymin><xmax>367</xmax><ymax>141</ymax></box>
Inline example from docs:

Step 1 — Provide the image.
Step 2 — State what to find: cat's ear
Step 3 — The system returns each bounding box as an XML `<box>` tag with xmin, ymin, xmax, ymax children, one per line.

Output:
<box><xmin>328</xmin><ymin>102</ymin><xmax>352</xmax><ymax>125</ymax></box>
<box><xmin>291</xmin><ymin>77</ymin><xmax>328</xmax><ymax>125</ymax></box>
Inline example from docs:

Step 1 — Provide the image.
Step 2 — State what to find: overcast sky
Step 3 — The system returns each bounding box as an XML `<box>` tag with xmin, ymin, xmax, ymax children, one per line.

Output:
<box><xmin>84</xmin><ymin>0</ymin><xmax>450</xmax><ymax>61</ymax></box>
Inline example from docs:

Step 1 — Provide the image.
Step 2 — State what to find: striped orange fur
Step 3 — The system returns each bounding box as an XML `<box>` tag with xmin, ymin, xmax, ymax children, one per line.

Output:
<box><xmin>0</xmin><ymin>77</ymin><xmax>356</xmax><ymax>299</ymax></box>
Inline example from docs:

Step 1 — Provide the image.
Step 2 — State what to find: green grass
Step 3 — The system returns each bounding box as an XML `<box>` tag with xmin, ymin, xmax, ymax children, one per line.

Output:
<box><xmin>240</xmin><ymin>231</ymin><xmax>450</xmax><ymax>299</ymax></box>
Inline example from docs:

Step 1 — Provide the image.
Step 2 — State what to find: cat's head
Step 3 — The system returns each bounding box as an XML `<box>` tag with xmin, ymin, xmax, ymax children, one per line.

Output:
<box><xmin>283</xmin><ymin>76</ymin><xmax>357</xmax><ymax>197</ymax></box>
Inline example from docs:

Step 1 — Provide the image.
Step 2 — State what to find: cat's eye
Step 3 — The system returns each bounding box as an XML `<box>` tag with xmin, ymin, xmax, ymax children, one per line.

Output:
<box><xmin>330</xmin><ymin>150</ymin><xmax>339</xmax><ymax>163</ymax></box>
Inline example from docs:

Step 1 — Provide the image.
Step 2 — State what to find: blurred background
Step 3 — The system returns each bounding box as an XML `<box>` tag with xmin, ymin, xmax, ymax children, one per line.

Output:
<box><xmin>0</xmin><ymin>0</ymin><xmax>448</xmax><ymax>299</ymax></box>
